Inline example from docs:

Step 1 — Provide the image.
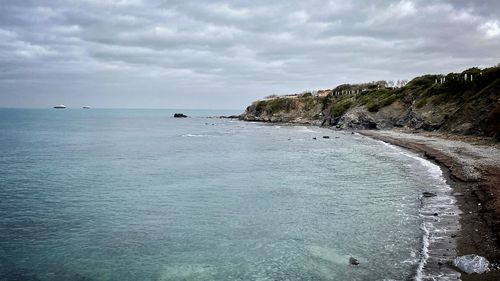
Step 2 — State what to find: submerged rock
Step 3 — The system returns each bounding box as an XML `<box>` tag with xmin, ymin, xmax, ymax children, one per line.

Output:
<box><xmin>349</xmin><ymin>257</ymin><xmax>360</xmax><ymax>265</ymax></box>
<box><xmin>174</xmin><ymin>113</ymin><xmax>188</xmax><ymax>118</ymax></box>
<box><xmin>323</xmin><ymin>136</ymin><xmax>330</xmax><ymax>139</ymax></box>
<box><xmin>422</xmin><ymin>192</ymin><xmax>437</xmax><ymax>197</ymax></box>
<box><xmin>453</xmin><ymin>255</ymin><xmax>490</xmax><ymax>274</ymax></box>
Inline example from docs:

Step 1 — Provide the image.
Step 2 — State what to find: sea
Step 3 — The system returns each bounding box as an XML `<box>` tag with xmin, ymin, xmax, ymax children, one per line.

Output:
<box><xmin>0</xmin><ymin>109</ymin><xmax>458</xmax><ymax>281</ymax></box>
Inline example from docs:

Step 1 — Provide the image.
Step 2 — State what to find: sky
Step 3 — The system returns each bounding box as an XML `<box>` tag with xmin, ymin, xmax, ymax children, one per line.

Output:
<box><xmin>0</xmin><ymin>0</ymin><xmax>499</xmax><ymax>109</ymax></box>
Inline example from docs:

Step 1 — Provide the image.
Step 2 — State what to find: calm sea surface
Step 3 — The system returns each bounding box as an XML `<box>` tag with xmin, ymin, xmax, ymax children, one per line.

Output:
<box><xmin>0</xmin><ymin>109</ymin><xmax>445</xmax><ymax>280</ymax></box>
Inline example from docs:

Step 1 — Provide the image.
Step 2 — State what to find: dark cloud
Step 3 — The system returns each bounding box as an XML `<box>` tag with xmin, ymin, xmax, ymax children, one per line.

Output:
<box><xmin>0</xmin><ymin>0</ymin><xmax>499</xmax><ymax>109</ymax></box>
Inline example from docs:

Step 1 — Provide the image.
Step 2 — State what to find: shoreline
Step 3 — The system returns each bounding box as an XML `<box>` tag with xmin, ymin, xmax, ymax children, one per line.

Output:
<box><xmin>374</xmin><ymin>139</ymin><xmax>461</xmax><ymax>281</ymax></box>
<box><xmin>358</xmin><ymin>130</ymin><xmax>500</xmax><ymax>281</ymax></box>
<box><xmin>243</xmin><ymin>121</ymin><xmax>500</xmax><ymax>279</ymax></box>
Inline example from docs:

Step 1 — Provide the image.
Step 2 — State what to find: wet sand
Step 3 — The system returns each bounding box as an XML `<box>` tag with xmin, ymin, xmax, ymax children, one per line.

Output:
<box><xmin>359</xmin><ymin>130</ymin><xmax>500</xmax><ymax>281</ymax></box>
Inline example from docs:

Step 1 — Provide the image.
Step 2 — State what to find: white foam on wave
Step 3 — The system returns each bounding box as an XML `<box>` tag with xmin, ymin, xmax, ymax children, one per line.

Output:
<box><xmin>296</xmin><ymin>126</ymin><xmax>317</xmax><ymax>133</ymax></box>
<box><xmin>414</xmin><ymin>221</ymin><xmax>430</xmax><ymax>281</ymax></box>
<box><xmin>378</xmin><ymin>141</ymin><xmax>445</xmax><ymax>183</ymax></box>
<box><xmin>375</xmin><ymin>140</ymin><xmax>461</xmax><ymax>281</ymax></box>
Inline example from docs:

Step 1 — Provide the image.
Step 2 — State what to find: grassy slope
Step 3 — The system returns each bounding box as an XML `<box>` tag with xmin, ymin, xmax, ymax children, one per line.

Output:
<box><xmin>244</xmin><ymin>65</ymin><xmax>500</xmax><ymax>136</ymax></box>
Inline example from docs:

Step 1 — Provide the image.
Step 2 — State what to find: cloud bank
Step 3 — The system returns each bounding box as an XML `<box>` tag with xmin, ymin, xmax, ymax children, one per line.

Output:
<box><xmin>0</xmin><ymin>0</ymin><xmax>499</xmax><ymax>108</ymax></box>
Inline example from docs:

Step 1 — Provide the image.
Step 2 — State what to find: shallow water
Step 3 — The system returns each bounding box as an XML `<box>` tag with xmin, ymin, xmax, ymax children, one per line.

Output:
<box><xmin>0</xmin><ymin>109</ymin><xmax>451</xmax><ymax>280</ymax></box>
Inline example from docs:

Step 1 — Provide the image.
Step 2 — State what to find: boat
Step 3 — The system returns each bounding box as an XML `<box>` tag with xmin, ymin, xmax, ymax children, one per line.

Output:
<box><xmin>82</xmin><ymin>106</ymin><xmax>91</xmax><ymax>109</ymax></box>
<box><xmin>54</xmin><ymin>105</ymin><xmax>66</xmax><ymax>109</ymax></box>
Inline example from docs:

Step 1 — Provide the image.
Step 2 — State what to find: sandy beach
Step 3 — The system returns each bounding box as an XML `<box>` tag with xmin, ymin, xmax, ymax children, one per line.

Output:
<box><xmin>359</xmin><ymin>130</ymin><xmax>500</xmax><ymax>281</ymax></box>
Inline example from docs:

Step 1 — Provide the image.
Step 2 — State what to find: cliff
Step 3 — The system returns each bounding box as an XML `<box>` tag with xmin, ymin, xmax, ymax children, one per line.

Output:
<box><xmin>241</xmin><ymin>65</ymin><xmax>500</xmax><ymax>139</ymax></box>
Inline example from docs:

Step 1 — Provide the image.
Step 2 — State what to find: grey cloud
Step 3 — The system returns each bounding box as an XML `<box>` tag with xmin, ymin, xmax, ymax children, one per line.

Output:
<box><xmin>0</xmin><ymin>0</ymin><xmax>499</xmax><ymax>109</ymax></box>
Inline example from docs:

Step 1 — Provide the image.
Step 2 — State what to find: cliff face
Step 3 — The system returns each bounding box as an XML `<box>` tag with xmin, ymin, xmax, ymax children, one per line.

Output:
<box><xmin>241</xmin><ymin>66</ymin><xmax>500</xmax><ymax>139</ymax></box>
<box><xmin>241</xmin><ymin>96</ymin><xmax>325</xmax><ymax>125</ymax></box>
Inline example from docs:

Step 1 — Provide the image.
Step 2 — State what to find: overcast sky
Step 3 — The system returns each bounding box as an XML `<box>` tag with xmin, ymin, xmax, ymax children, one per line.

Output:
<box><xmin>0</xmin><ymin>0</ymin><xmax>499</xmax><ymax>109</ymax></box>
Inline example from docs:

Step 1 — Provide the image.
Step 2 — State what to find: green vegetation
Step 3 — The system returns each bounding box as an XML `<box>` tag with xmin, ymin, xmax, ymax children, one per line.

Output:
<box><xmin>302</xmin><ymin>96</ymin><xmax>317</xmax><ymax>111</ymax></box>
<box><xmin>329</xmin><ymin>96</ymin><xmax>353</xmax><ymax>117</ymax></box>
<box><xmin>264</xmin><ymin>97</ymin><xmax>295</xmax><ymax>113</ymax></box>
<box><xmin>416</xmin><ymin>96</ymin><xmax>429</xmax><ymax>108</ymax></box>
<box><xmin>404</xmin><ymin>66</ymin><xmax>500</xmax><ymax>107</ymax></box>
<box><xmin>248</xmin><ymin>64</ymin><xmax>500</xmax><ymax>120</ymax></box>
<box><xmin>354</xmin><ymin>88</ymin><xmax>405</xmax><ymax>112</ymax></box>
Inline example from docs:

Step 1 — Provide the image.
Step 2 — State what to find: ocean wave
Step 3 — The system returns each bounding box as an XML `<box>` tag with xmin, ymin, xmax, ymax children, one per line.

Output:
<box><xmin>414</xmin><ymin>220</ymin><xmax>430</xmax><ymax>281</ymax></box>
<box><xmin>376</xmin><ymin>140</ymin><xmax>461</xmax><ymax>281</ymax></box>
<box><xmin>296</xmin><ymin>126</ymin><xmax>316</xmax><ymax>133</ymax></box>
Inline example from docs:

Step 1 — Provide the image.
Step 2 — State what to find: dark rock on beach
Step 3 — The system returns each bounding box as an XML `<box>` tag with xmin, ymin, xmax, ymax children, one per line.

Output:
<box><xmin>173</xmin><ymin>113</ymin><xmax>188</xmax><ymax>118</ymax></box>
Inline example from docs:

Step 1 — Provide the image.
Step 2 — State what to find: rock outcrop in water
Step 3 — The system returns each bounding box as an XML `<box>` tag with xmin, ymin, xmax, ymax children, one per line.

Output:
<box><xmin>349</xmin><ymin>257</ymin><xmax>360</xmax><ymax>266</ymax></box>
<box><xmin>240</xmin><ymin>64</ymin><xmax>500</xmax><ymax>139</ymax></box>
<box><xmin>174</xmin><ymin>113</ymin><xmax>188</xmax><ymax>118</ymax></box>
<box><xmin>422</xmin><ymin>192</ymin><xmax>437</xmax><ymax>198</ymax></box>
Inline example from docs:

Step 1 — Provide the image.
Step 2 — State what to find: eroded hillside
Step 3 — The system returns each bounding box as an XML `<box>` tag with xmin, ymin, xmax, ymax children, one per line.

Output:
<box><xmin>241</xmin><ymin>65</ymin><xmax>500</xmax><ymax>139</ymax></box>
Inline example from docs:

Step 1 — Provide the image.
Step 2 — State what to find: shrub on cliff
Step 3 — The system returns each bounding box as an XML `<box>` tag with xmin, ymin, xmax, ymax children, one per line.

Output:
<box><xmin>267</xmin><ymin>98</ymin><xmax>294</xmax><ymax>112</ymax></box>
<box><xmin>355</xmin><ymin>88</ymin><xmax>404</xmax><ymax>112</ymax></box>
<box><xmin>330</xmin><ymin>97</ymin><xmax>353</xmax><ymax>117</ymax></box>
<box><xmin>301</xmin><ymin>96</ymin><xmax>317</xmax><ymax>111</ymax></box>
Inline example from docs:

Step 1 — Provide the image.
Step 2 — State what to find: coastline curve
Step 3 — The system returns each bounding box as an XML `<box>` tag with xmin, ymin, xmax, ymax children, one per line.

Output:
<box><xmin>374</xmin><ymin>139</ymin><xmax>462</xmax><ymax>280</ymax></box>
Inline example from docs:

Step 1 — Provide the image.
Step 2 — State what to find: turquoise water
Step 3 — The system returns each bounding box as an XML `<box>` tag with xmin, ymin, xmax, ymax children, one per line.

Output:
<box><xmin>0</xmin><ymin>109</ymin><xmax>441</xmax><ymax>280</ymax></box>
